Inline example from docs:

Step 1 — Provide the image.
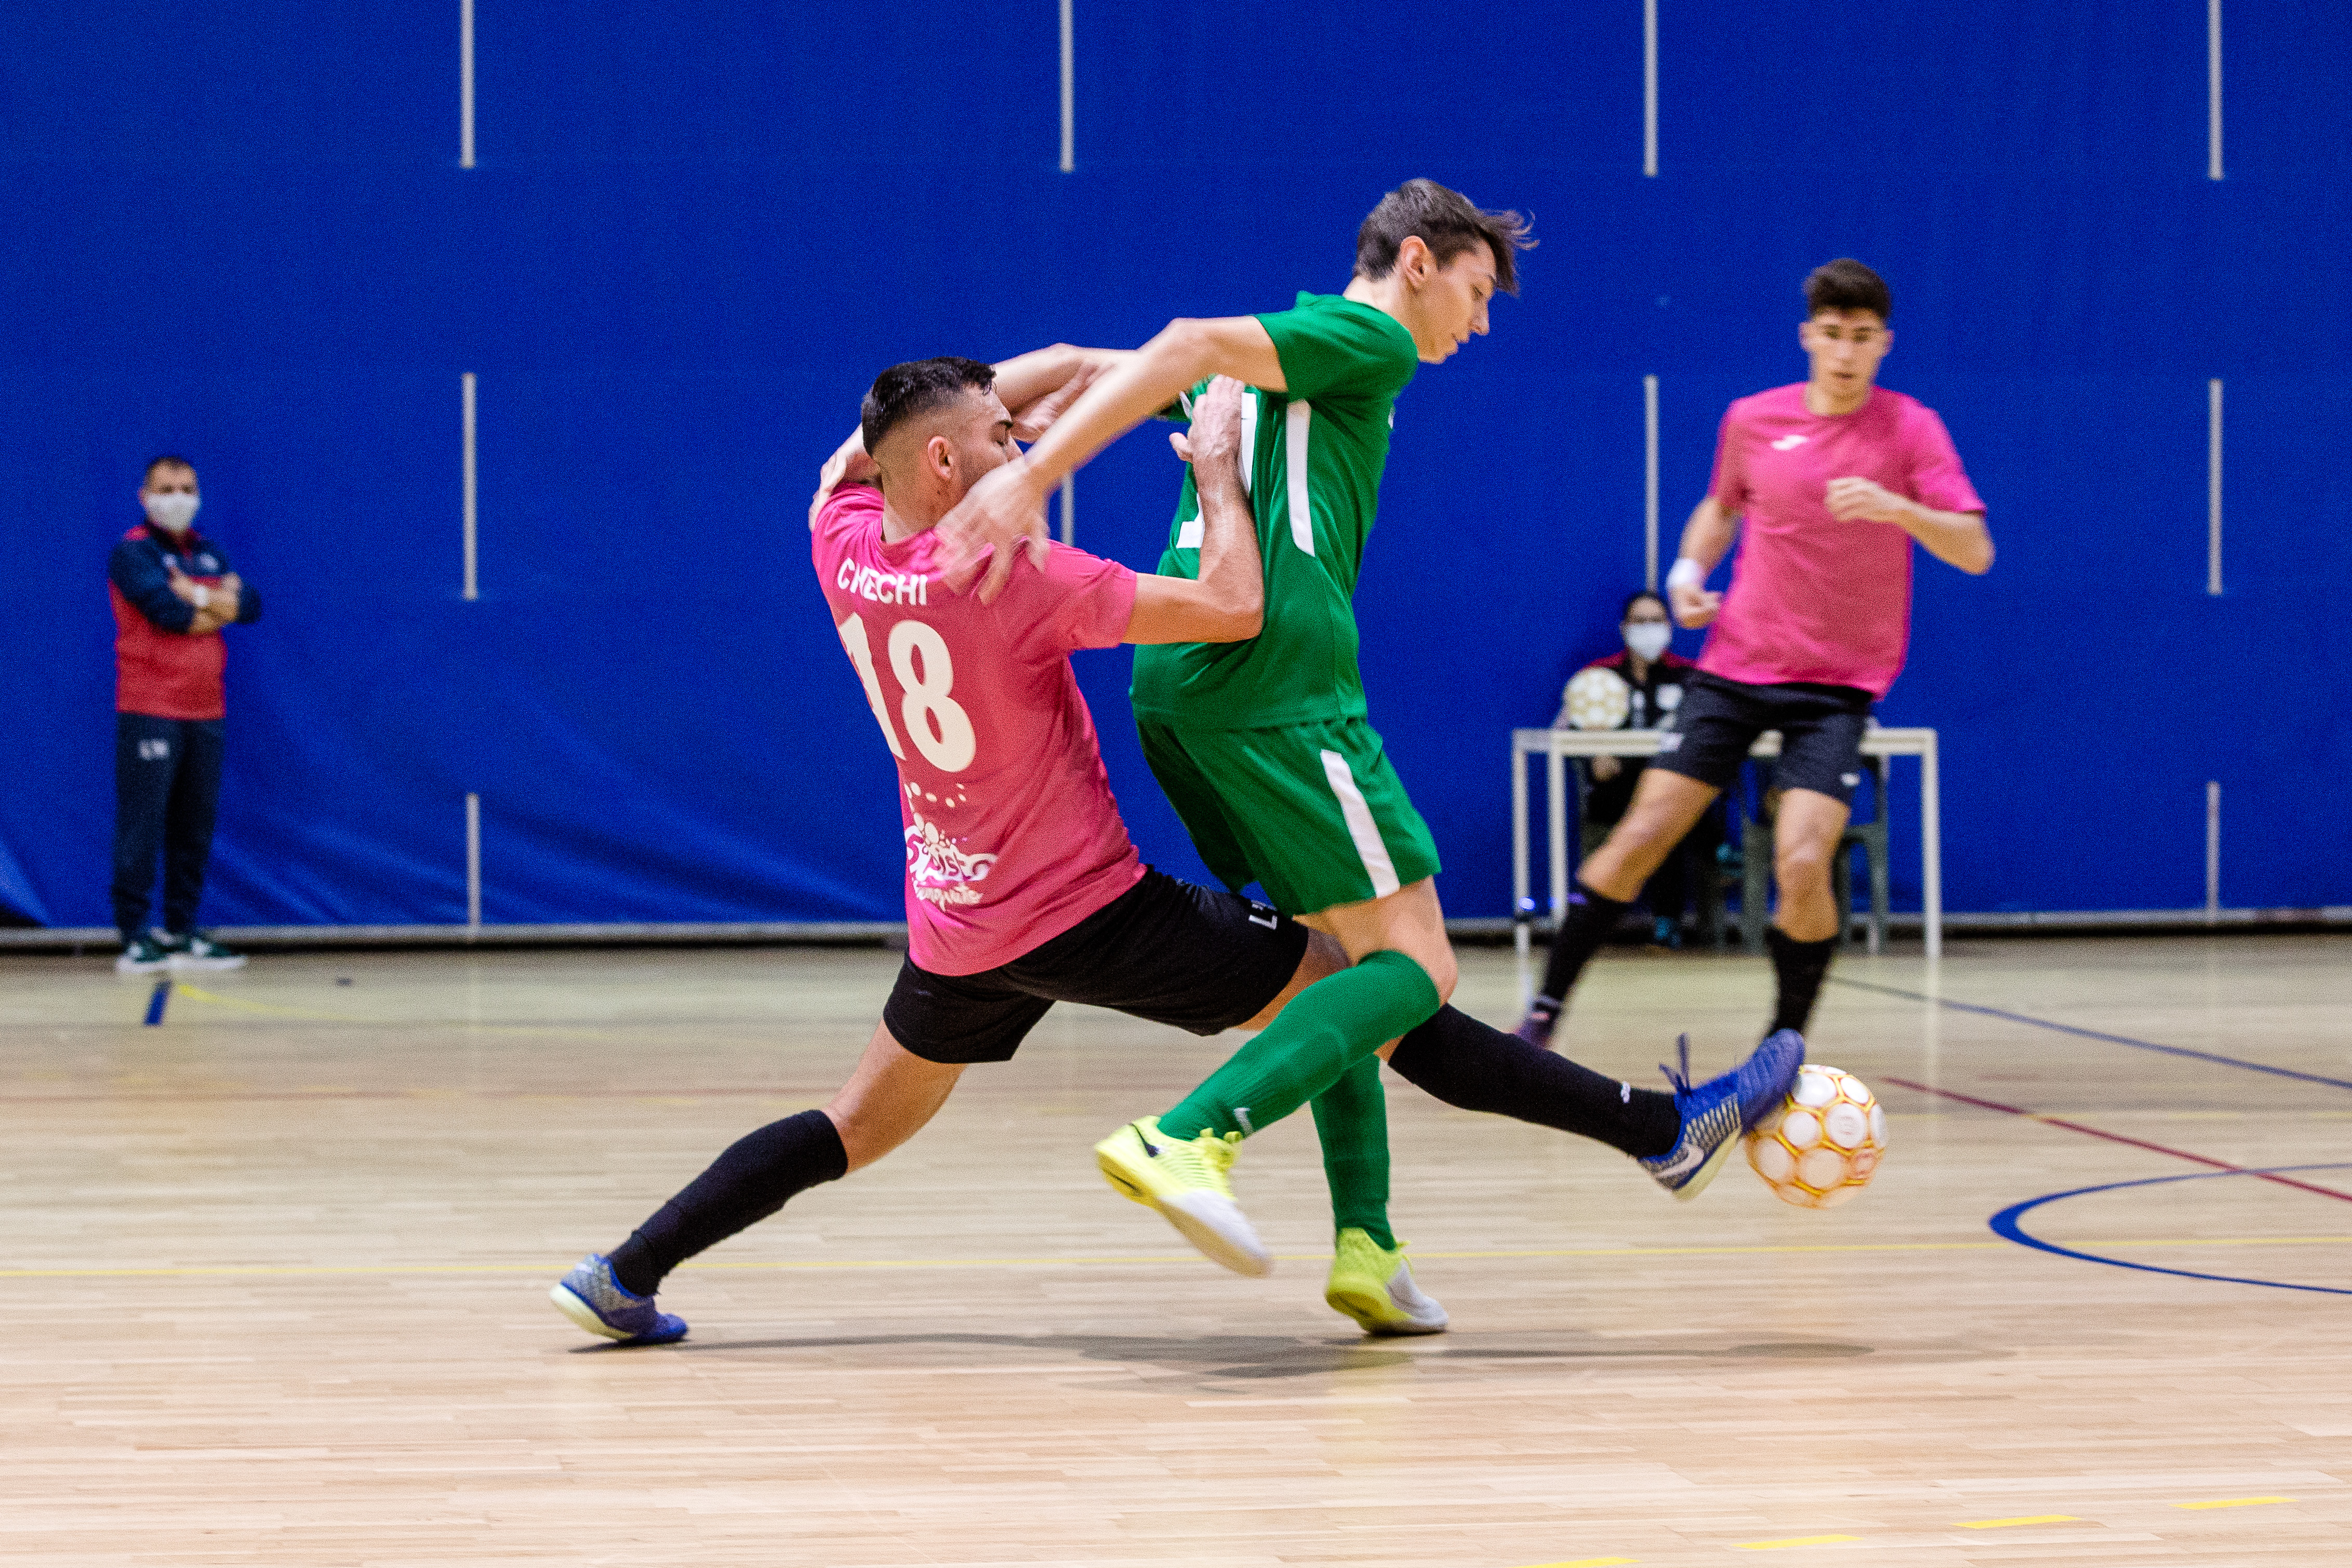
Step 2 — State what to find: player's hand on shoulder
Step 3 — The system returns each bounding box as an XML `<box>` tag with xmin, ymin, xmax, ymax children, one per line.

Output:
<box><xmin>1668</xmin><ymin>580</ymin><xmax>1720</xmax><ymax>629</ymax></box>
<box><xmin>1181</xmin><ymin>377</ymin><xmax>1247</xmax><ymax>485</ymax></box>
<box><xmin>810</xmin><ymin>427</ymin><xmax>877</xmax><ymax>531</ymax></box>
<box><xmin>1825</xmin><ymin>476</ymin><xmax>1907</xmax><ymax>525</ymax></box>
<box><xmin>937</xmin><ymin>456</ymin><xmax>1049</xmax><ymax>604</ymax></box>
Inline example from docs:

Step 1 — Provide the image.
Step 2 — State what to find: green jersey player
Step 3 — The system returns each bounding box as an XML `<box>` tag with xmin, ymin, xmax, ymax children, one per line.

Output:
<box><xmin>936</xmin><ymin>182</ymin><xmax>1802</xmax><ymax>1322</ymax></box>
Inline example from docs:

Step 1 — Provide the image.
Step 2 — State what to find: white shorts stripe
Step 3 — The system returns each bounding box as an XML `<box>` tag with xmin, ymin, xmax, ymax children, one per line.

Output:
<box><xmin>1286</xmin><ymin>400</ymin><xmax>1314</xmax><ymax>556</ymax></box>
<box><xmin>1238</xmin><ymin>387</ymin><xmax>1259</xmax><ymax>498</ymax></box>
<box><xmin>1319</xmin><ymin>748</ymin><xmax>1400</xmax><ymax>899</ymax></box>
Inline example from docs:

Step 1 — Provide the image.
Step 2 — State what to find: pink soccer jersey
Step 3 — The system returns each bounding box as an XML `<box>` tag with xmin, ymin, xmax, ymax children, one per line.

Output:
<box><xmin>812</xmin><ymin>484</ymin><xmax>1144</xmax><ymax>975</ymax></box>
<box><xmin>1698</xmin><ymin>383</ymin><xmax>1984</xmax><ymax>698</ymax></box>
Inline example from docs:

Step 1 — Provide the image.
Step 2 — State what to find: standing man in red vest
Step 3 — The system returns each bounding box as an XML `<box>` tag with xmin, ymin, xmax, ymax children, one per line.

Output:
<box><xmin>107</xmin><ymin>456</ymin><xmax>261</xmax><ymax>973</ymax></box>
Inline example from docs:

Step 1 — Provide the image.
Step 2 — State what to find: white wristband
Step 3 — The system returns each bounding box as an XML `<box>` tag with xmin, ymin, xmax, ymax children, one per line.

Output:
<box><xmin>192</xmin><ymin>585</ymin><xmax>210</xmax><ymax>610</ymax></box>
<box><xmin>1665</xmin><ymin>557</ymin><xmax>1705</xmax><ymax>592</ymax></box>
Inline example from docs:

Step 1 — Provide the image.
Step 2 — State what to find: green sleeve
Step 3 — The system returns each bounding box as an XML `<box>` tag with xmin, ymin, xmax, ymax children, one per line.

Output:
<box><xmin>1257</xmin><ymin>300</ymin><xmax>1416</xmax><ymax>405</ymax></box>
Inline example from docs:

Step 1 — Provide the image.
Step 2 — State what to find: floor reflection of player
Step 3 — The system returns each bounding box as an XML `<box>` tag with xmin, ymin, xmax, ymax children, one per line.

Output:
<box><xmin>1521</xmin><ymin>258</ymin><xmax>1993</xmax><ymax>1047</ymax></box>
<box><xmin>552</xmin><ymin>363</ymin><xmax>1398</xmax><ymax>1346</ymax></box>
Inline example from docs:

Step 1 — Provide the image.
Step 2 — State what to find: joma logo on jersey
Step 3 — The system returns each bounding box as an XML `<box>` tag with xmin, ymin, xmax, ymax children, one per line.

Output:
<box><xmin>837</xmin><ymin>560</ymin><xmax>929</xmax><ymax>607</ymax></box>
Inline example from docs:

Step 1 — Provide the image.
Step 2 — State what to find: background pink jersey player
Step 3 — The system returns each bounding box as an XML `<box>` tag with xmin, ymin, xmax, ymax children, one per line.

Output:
<box><xmin>1697</xmin><ymin>381</ymin><xmax>1984</xmax><ymax>698</ymax></box>
<box><xmin>812</xmin><ymin>483</ymin><xmax>1143</xmax><ymax>975</ymax></box>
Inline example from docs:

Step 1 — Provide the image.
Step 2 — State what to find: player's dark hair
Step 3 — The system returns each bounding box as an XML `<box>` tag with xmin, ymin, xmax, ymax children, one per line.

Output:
<box><xmin>143</xmin><ymin>454</ymin><xmax>196</xmax><ymax>483</ymax></box>
<box><xmin>860</xmin><ymin>357</ymin><xmax>996</xmax><ymax>455</ymax></box>
<box><xmin>1621</xmin><ymin>589</ymin><xmax>1668</xmax><ymax>622</ymax></box>
<box><xmin>1354</xmin><ymin>179</ymin><xmax>1535</xmax><ymax>296</ymax></box>
<box><xmin>1804</xmin><ymin>258</ymin><xmax>1891</xmax><ymax>322</ymax></box>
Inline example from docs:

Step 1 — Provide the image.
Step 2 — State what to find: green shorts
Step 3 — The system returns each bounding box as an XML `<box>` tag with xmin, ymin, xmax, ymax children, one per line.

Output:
<box><xmin>1137</xmin><ymin>715</ymin><xmax>1442</xmax><ymax>918</ymax></box>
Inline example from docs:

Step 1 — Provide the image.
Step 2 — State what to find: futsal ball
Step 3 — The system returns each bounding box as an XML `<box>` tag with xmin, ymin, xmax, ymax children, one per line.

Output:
<box><xmin>1745</xmin><ymin>1064</ymin><xmax>1886</xmax><ymax>1208</ymax></box>
<box><xmin>1562</xmin><ymin>665</ymin><xmax>1631</xmax><ymax>730</ymax></box>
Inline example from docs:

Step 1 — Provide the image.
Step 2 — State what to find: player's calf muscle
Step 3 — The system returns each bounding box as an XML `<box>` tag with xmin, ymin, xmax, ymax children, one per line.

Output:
<box><xmin>823</xmin><ymin>1023</ymin><xmax>966</xmax><ymax>1172</ymax></box>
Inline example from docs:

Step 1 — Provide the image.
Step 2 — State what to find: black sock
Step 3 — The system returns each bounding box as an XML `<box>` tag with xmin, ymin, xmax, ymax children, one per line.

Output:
<box><xmin>608</xmin><ymin>1109</ymin><xmax>848</xmax><ymax>1296</ymax></box>
<box><xmin>1766</xmin><ymin>927</ymin><xmax>1837</xmax><ymax>1037</ymax></box>
<box><xmin>1387</xmin><ymin>1005</ymin><xmax>1679</xmax><ymax>1159</ymax></box>
<box><xmin>1530</xmin><ymin>886</ymin><xmax>1630</xmax><ymax>1022</ymax></box>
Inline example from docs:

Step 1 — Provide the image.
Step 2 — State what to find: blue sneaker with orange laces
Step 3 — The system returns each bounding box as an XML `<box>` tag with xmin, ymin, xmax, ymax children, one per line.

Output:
<box><xmin>549</xmin><ymin>1255</ymin><xmax>688</xmax><ymax>1346</ymax></box>
<box><xmin>1638</xmin><ymin>1029</ymin><xmax>1804</xmax><ymax>1201</ymax></box>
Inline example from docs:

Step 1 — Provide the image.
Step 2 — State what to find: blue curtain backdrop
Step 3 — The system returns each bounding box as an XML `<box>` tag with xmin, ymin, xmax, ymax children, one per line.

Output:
<box><xmin>5</xmin><ymin>2</ymin><xmax>2346</xmax><ymax>928</ymax></box>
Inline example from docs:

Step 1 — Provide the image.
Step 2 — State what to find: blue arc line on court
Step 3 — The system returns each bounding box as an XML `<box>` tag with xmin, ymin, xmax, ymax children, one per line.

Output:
<box><xmin>142</xmin><ymin>980</ymin><xmax>171</xmax><ymax>1026</ymax></box>
<box><xmin>1991</xmin><ymin>1163</ymin><xmax>2352</xmax><ymax>1298</ymax></box>
<box><xmin>1830</xmin><ymin>977</ymin><xmax>2352</xmax><ymax>1093</ymax></box>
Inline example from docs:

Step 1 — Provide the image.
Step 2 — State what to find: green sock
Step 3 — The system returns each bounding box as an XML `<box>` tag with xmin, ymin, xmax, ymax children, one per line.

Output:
<box><xmin>1159</xmin><ymin>950</ymin><xmax>1441</xmax><ymax>1141</ymax></box>
<box><xmin>1310</xmin><ymin>1055</ymin><xmax>1395</xmax><ymax>1250</ymax></box>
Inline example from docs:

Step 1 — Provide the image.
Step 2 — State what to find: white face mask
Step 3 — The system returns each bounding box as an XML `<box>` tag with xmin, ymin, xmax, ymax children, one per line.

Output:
<box><xmin>144</xmin><ymin>492</ymin><xmax>201</xmax><ymax>532</ymax></box>
<box><xmin>1624</xmin><ymin>622</ymin><xmax>1671</xmax><ymax>662</ymax></box>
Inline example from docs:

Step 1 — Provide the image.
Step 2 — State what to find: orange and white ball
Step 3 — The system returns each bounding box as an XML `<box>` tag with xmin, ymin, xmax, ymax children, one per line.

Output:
<box><xmin>1745</xmin><ymin>1064</ymin><xmax>1886</xmax><ymax>1208</ymax></box>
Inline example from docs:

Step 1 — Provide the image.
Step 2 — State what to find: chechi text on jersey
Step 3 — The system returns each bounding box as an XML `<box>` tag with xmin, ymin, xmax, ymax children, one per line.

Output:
<box><xmin>836</xmin><ymin>559</ymin><xmax>930</xmax><ymax>607</ymax></box>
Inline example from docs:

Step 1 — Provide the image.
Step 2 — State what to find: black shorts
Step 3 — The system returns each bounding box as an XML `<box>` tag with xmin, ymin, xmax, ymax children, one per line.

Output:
<box><xmin>1650</xmin><ymin>670</ymin><xmax>1873</xmax><ymax>806</ymax></box>
<box><xmin>882</xmin><ymin>868</ymin><xmax>1311</xmax><ymax>1065</ymax></box>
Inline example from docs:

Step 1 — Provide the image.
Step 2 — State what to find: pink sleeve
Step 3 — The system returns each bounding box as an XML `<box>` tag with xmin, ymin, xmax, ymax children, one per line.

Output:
<box><xmin>1707</xmin><ymin>405</ymin><xmax>1747</xmax><ymax>512</ymax></box>
<box><xmin>1903</xmin><ymin>407</ymin><xmax>1985</xmax><ymax>514</ymax></box>
<box><xmin>815</xmin><ymin>483</ymin><xmax>882</xmax><ymax>541</ymax></box>
<box><xmin>1016</xmin><ymin>542</ymin><xmax>1139</xmax><ymax>658</ymax></box>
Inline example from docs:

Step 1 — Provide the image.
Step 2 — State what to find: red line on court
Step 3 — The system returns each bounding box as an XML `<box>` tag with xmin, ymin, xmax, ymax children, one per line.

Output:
<box><xmin>1880</xmin><ymin>1075</ymin><xmax>2352</xmax><ymax>1206</ymax></box>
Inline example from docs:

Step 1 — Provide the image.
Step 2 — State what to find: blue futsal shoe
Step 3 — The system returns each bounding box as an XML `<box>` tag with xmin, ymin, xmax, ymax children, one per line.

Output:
<box><xmin>550</xmin><ymin>1255</ymin><xmax>688</xmax><ymax>1346</ymax></box>
<box><xmin>1637</xmin><ymin>1029</ymin><xmax>1805</xmax><ymax>1202</ymax></box>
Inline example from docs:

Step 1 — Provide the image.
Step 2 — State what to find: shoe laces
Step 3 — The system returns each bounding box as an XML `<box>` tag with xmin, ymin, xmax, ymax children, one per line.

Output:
<box><xmin>1658</xmin><ymin>1032</ymin><xmax>1695</xmax><ymax>1095</ymax></box>
<box><xmin>1192</xmin><ymin>1129</ymin><xmax>1242</xmax><ymax>1176</ymax></box>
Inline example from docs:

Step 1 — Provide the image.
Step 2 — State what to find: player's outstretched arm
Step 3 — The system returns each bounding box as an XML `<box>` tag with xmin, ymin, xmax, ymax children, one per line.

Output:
<box><xmin>991</xmin><ymin>343</ymin><xmax>1136</xmax><ymax>441</ymax></box>
<box><xmin>1126</xmin><ymin>377</ymin><xmax>1263</xmax><ymax>646</ymax></box>
<box><xmin>1665</xmin><ymin>495</ymin><xmax>1740</xmax><ymax>627</ymax></box>
<box><xmin>808</xmin><ymin>344</ymin><xmax>1132</xmax><ymax>530</ymax></box>
<box><xmin>940</xmin><ymin>316</ymin><xmax>1286</xmax><ymax>603</ymax></box>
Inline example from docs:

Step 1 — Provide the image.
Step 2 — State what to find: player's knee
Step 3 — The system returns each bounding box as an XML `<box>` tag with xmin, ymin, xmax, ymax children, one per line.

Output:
<box><xmin>1408</xmin><ymin>943</ymin><xmax>1458</xmax><ymax>1004</ymax></box>
<box><xmin>1774</xmin><ymin>838</ymin><xmax>1833</xmax><ymax>891</ymax></box>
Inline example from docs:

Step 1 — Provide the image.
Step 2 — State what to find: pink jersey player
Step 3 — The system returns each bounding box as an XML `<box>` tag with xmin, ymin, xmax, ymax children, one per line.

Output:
<box><xmin>1520</xmin><ymin>257</ymin><xmax>1992</xmax><ymax>1058</ymax></box>
<box><xmin>552</xmin><ymin>357</ymin><xmax>1341</xmax><ymax>1347</ymax></box>
<box><xmin>1698</xmin><ymin>381</ymin><xmax>1984</xmax><ymax>698</ymax></box>
<box><xmin>813</xmin><ymin>482</ymin><xmax>1144</xmax><ymax>975</ymax></box>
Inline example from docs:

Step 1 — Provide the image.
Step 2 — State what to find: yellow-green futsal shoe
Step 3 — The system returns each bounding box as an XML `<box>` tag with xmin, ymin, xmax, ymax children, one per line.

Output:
<box><xmin>1325</xmin><ymin>1228</ymin><xmax>1449</xmax><ymax>1336</ymax></box>
<box><xmin>1094</xmin><ymin>1115</ymin><xmax>1271</xmax><ymax>1277</ymax></box>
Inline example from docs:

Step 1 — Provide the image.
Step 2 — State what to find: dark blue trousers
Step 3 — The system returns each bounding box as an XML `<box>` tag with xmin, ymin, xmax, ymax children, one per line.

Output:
<box><xmin>112</xmin><ymin>713</ymin><xmax>224</xmax><ymax>941</ymax></box>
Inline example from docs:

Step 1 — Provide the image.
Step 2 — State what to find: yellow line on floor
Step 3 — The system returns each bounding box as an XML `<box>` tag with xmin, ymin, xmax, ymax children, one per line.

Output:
<box><xmin>2175</xmin><ymin>1496</ymin><xmax>2292</xmax><ymax>1510</ymax></box>
<box><xmin>3</xmin><ymin>1236</ymin><xmax>2345</xmax><ymax>1282</ymax></box>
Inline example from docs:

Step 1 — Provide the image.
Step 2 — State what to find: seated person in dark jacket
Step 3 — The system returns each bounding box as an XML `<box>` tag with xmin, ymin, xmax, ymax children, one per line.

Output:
<box><xmin>1551</xmin><ymin>590</ymin><xmax>1721</xmax><ymax>950</ymax></box>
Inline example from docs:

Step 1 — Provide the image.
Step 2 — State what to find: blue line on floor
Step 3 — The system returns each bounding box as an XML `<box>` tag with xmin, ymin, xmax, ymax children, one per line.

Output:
<box><xmin>1830</xmin><ymin>977</ymin><xmax>2352</xmax><ymax>1093</ymax></box>
<box><xmin>142</xmin><ymin>980</ymin><xmax>171</xmax><ymax>1026</ymax></box>
<box><xmin>1991</xmin><ymin>1164</ymin><xmax>2352</xmax><ymax>1298</ymax></box>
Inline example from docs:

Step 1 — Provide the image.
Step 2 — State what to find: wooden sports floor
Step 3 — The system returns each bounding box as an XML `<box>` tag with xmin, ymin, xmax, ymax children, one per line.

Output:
<box><xmin>7</xmin><ymin>935</ymin><xmax>2350</xmax><ymax>1566</ymax></box>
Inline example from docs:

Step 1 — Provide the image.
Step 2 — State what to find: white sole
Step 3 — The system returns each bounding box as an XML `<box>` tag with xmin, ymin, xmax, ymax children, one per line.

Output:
<box><xmin>1327</xmin><ymin>1288</ymin><xmax>1449</xmax><ymax>1336</ymax></box>
<box><xmin>549</xmin><ymin>1283</ymin><xmax>634</xmax><ymax>1341</ymax></box>
<box><xmin>169</xmin><ymin>956</ymin><xmax>247</xmax><ymax>971</ymax></box>
<box><xmin>1096</xmin><ymin>1137</ymin><xmax>1273</xmax><ymax>1278</ymax></box>
<box><xmin>1669</xmin><ymin>1131</ymin><xmax>1744</xmax><ymax>1203</ymax></box>
<box><xmin>1158</xmin><ymin>1192</ymin><xmax>1273</xmax><ymax>1278</ymax></box>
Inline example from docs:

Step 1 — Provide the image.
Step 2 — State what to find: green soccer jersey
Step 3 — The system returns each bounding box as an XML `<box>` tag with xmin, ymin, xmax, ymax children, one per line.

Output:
<box><xmin>1128</xmin><ymin>291</ymin><xmax>1419</xmax><ymax>730</ymax></box>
